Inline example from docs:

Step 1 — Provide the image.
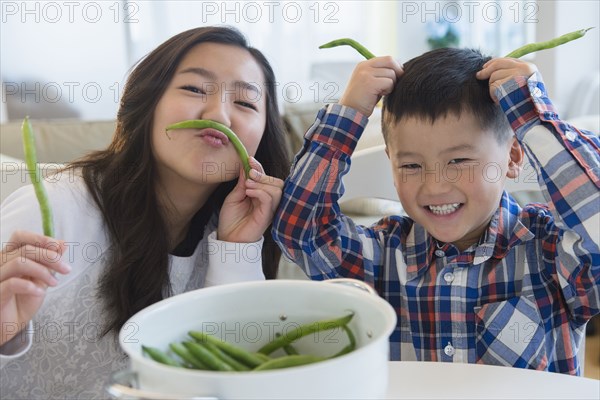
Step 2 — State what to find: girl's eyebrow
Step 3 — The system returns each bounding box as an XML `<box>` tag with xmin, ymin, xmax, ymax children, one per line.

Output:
<box><xmin>178</xmin><ymin>67</ymin><xmax>261</xmax><ymax>96</ymax></box>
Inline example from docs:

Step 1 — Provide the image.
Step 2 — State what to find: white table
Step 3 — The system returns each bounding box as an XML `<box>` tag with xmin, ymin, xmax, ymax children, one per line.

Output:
<box><xmin>386</xmin><ymin>361</ymin><xmax>600</xmax><ymax>399</ymax></box>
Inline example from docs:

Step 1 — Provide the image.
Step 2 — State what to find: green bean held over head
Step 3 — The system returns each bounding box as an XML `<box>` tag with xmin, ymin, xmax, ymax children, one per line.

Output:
<box><xmin>22</xmin><ymin>117</ymin><xmax>54</xmax><ymax>237</ymax></box>
<box><xmin>320</xmin><ymin>27</ymin><xmax>594</xmax><ymax>61</ymax></box>
<box><xmin>505</xmin><ymin>27</ymin><xmax>594</xmax><ymax>58</ymax></box>
<box><xmin>318</xmin><ymin>38</ymin><xmax>376</xmax><ymax>60</ymax></box>
<box><xmin>165</xmin><ymin>119</ymin><xmax>251</xmax><ymax>178</ymax></box>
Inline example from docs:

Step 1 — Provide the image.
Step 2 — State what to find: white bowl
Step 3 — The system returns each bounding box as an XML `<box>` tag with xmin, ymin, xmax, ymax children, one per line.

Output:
<box><xmin>113</xmin><ymin>279</ymin><xmax>397</xmax><ymax>399</ymax></box>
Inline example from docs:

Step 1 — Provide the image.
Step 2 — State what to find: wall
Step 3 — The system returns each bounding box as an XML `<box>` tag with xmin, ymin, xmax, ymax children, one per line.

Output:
<box><xmin>534</xmin><ymin>0</ymin><xmax>600</xmax><ymax>117</ymax></box>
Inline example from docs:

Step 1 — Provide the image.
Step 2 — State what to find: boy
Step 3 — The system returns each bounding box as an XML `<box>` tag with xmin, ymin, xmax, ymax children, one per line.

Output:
<box><xmin>272</xmin><ymin>48</ymin><xmax>599</xmax><ymax>375</ymax></box>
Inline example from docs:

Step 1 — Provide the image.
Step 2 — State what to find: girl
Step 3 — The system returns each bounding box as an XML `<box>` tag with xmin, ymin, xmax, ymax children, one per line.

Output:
<box><xmin>0</xmin><ymin>26</ymin><xmax>290</xmax><ymax>398</ymax></box>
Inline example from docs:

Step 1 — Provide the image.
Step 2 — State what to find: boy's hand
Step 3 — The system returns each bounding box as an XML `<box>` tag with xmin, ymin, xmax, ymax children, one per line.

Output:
<box><xmin>339</xmin><ymin>56</ymin><xmax>404</xmax><ymax>117</ymax></box>
<box><xmin>476</xmin><ymin>57</ymin><xmax>538</xmax><ymax>103</ymax></box>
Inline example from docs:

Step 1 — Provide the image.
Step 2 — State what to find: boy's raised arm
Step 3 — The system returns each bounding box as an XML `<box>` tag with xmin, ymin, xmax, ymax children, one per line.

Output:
<box><xmin>479</xmin><ymin>57</ymin><xmax>600</xmax><ymax>322</ymax></box>
<box><xmin>272</xmin><ymin>57</ymin><xmax>402</xmax><ymax>284</ymax></box>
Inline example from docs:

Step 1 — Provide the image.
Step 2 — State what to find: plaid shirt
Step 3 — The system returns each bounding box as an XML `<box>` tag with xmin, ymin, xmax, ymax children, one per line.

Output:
<box><xmin>273</xmin><ymin>73</ymin><xmax>600</xmax><ymax>375</ymax></box>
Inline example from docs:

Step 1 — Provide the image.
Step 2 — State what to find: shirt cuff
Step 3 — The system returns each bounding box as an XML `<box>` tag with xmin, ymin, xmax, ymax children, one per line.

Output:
<box><xmin>497</xmin><ymin>71</ymin><xmax>558</xmax><ymax>140</ymax></box>
<box><xmin>0</xmin><ymin>322</ymin><xmax>32</xmax><ymax>369</ymax></box>
<box><xmin>304</xmin><ymin>104</ymin><xmax>369</xmax><ymax>156</ymax></box>
<box><xmin>204</xmin><ymin>231</ymin><xmax>265</xmax><ymax>287</ymax></box>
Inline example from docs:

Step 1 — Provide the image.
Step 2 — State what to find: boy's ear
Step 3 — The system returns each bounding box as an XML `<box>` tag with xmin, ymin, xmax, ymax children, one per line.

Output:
<box><xmin>506</xmin><ymin>136</ymin><xmax>524</xmax><ymax>179</ymax></box>
<box><xmin>385</xmin><ymin>146</ymin><xmax>390</xmax><ymax>159</ymax></box>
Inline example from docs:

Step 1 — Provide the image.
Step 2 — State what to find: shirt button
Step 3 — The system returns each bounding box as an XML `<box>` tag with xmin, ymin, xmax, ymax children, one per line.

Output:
<box><xmin>531</xmin><ymin>87</ymin><xmax>543</xmax><ymax>98</ymax></box>
<box><xmin>435</xmin><ymin>249</ymin><xmax>445</xmax><ymax>257</ymax></box>
<box><xmin>565</xmin><ymin>130</ymin><xmax>577</xmax><ymax>142</ymax></box>
<box><xmin>444</xmin><ymin>272</ymin><xmax>454</xmax><ymax>283</ymax></box>
<box><xmin>444</xmin><ymin>343</ymin><xmax>455</xmax><ymax>357</ymax></box>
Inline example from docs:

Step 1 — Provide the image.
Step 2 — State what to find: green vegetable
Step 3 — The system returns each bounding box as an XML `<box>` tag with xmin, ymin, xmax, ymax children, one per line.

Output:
<box><xmin>203</xmin><ymin>341</ymin><xmax>251</xmax><ymax>371</ymax></box>
<box><xmin>276</xmin><ymin>332</ymin><xmax>299</xmax><ymax>356</ymax></box>
<box><xmin>320</xmin><ymin>27</ymin><xmax>594</xmax><ymax>62</ymax></box>
<box><xmin>318</xmin><ymin>38</ymin><xmax>375</xmax><ymax>60</ymax></box>
<box><xmin>169</xmin><ymin>342</ymin><xmax>209</xmax><ymax>369</ymax></box>
<box><xmin>258</xmin><ymin>313</ymin><xmax>354</xmax><ymax>355</ymax></box>
<box><xmin>253</xmin><ymin>354</ymin><xmax>325</xmax><ymax>371</ymax></box>
<box><xmin>21</xmin><ymin>117</ymin><xmax>54</xmax><ymax>237</ymax></box>
<box><xmin>505</xmin><ymin>27</ymin><xmax>594</xmax><ymax>58</ymax></box>
<box><xmin>142</xmin><ymin>314</ymin><xmax>357</xmax><ymax>372</ymax></box>
<box><xmin>182</xmin><ymin>341</ymin><xmax>235</xmax><ymax>372</ymax></box>
<box><xmin>332</xmin><ymin>324</ymin><xmax>357</xmax><ymax>358</ymax></box>
<box><xmin>189</xmin><ymin>330</ymin><xmax>264</xmax><ymax>368</ymax></box>
<box><xmin>165</xmin><ymin>119</ymin><xmax>251</xmax><ymax>178</ymax></box>
<box><xmin>141</xmin><ymin>345</ymin><xmax>180</xmax><ymax>367</ymax></box>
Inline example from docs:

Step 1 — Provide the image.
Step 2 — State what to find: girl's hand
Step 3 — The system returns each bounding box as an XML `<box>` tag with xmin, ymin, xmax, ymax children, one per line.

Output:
<box><xmin>218</xmin><ymin>157</ymin><xmax>284</xmax><ymax>243</ymax></box>
<box><xmin>0</xmin><ymin>231</ymin><xmax>71</xmax><ymax>345</ymax></box>
<box><xmin>476</xmin><ymin>57</ymin><xmax>538</xmax><ymax>103</ymax></box>
<box><xmin>339</xmin><ymin>56</ymin><xmax>404</xmax><ymax>117</ymax></box>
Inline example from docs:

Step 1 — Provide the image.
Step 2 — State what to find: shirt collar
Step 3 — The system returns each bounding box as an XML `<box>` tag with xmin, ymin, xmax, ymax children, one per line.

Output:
<box><xmin>404</xmin><ymin>191</ymin><xmax>535</xmax><ymax>280</ymax></box>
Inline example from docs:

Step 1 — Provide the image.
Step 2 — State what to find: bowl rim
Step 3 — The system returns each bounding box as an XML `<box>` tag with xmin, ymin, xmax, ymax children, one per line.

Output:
<box><xmin>120</xmin><ymin>279</ymin><xmax>397</xmax><ymax>376</ymax></box>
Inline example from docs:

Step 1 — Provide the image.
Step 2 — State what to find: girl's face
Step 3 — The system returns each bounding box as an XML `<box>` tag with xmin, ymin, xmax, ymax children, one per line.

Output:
<box><xmin>152</xmin><ymin>42</ymin><xmax>267</xmax><ymax>190</ymax></box>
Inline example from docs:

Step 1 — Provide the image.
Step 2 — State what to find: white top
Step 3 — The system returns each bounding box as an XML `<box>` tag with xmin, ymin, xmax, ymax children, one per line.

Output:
<box><xmin>0</xmin><ymin>173</ymin><xmax>265</xmax><ymax>399</ymax></box>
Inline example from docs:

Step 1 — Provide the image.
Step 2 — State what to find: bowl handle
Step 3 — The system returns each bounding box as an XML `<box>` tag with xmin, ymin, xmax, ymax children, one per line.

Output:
<box><xmin>106</xmin><ymin>369</ymin><xmax>218</xmax><ymax>400</ymax></box>
<box><xmin>326</xmin><ymin>278</ymin><xmax>377</xmax><ymax>296</ymax></box>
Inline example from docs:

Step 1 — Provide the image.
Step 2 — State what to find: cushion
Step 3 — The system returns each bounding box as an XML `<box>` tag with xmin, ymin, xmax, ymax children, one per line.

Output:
<box><xmin>1</xmin><ymin>119</ymin><xmax>115</xmax><ymax>163</ymax></box>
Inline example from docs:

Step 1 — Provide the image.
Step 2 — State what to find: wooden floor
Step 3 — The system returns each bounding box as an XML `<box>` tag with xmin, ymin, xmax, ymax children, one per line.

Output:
<box><xmin>584</xmin><ymin>316</ymin><xmax>600</xmax><ymax>380</ymax></box>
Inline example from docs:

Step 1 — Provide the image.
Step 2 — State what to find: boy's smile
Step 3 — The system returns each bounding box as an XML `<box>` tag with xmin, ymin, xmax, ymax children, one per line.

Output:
<box><xmin>386</xmin><ymin>111</ymin><xmax>522</xmax><ymax>251</ymax></box>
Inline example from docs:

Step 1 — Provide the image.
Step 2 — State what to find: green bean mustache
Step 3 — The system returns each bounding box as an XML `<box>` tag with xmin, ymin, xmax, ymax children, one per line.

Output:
<box><xmin>165</xmin><ymin>119</ymin><xmax>251</xmax><ymax>178</ymax></box>
<box><xmin>22</xmin><ymin>117</ymin><xmax>54</xmax><ymax>237</ymax></box>
<box><xmin>504</xmin><ymin>27</ymin><xmax>594</xmax><ymax>58</ymax></box>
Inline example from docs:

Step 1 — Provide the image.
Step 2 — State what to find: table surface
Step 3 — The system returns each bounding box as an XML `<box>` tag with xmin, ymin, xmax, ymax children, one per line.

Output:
<box><xmin>385</xmin><ymin>362</ymin><xmax>600</xmax><ymax>399</ymax></box>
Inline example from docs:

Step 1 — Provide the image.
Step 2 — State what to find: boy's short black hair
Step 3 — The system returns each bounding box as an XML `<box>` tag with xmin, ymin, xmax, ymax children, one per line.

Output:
<box><xmin>382</xmin><ymin>47</ymin><xmax>512</xmax><ymax>143</ymax></box>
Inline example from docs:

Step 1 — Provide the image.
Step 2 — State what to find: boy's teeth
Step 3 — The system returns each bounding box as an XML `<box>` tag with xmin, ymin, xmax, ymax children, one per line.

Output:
<box><xmin>428</xmin><ymin>203</ymin><xmax>460</xmax><ymax>215</ymax></box>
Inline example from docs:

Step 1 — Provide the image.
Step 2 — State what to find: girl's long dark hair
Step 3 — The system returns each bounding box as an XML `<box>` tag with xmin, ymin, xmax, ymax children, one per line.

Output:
<box><xmin>69</xmin><ymin>26</ymin><xmax>290</xmax><ymax>336</ymax></box>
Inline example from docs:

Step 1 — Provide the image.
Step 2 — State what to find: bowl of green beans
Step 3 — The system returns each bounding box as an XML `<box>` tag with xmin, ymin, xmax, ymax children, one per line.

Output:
<box><xmin>110</xmin><ymin>279</ymin><xmax>396</xmax><ymax>399</ymax></box>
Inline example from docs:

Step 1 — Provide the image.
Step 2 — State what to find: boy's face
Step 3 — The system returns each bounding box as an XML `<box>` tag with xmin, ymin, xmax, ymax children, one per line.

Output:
<box><xmin>385</xmin><ymin>111</ymin><xmax>522</xmax><ymax>251</ymax></box>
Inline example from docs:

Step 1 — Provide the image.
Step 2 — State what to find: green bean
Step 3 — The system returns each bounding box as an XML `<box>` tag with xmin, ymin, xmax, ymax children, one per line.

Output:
<box><xmin>188</xmin><ymin>330</ymin><xmax>264</xmax><ymax>368</ymax></box>
<box><xmin>505</xmin><ymin>27</ymin><xmax>594</xmax><ymax>58</ymax></box>
<box><xmin>253</xmin><ymin>352</ymin><xmax>272</xmax><ymax>363</ymax></box>
<box><xmin>319</xmin><ymin>38</ymin><xmax>376</xmax><ymax>60</ymax></box>
<box><xmin>332</xmin><ymin>324</ymin><xmax>357</xmax><ymax>358</ymax></box>
<box><xmin>258</xmin><ymin>313</ymin><xmax>354</xmax><ymax>355</ymax></box>
<box><xmin>276</xmin><ymin>332</ymin><xmax>299</xmax><ymax>356</ymax></box>
<box><xmin>182</xmin><ymin>341</ymin><xmax>235</xmax><ymax>371</ymax></box>
<box><xmin>203</xmin><ymin>341</ymin><xmax>251</xmax><ymax>371</ymax></box>
<box><xmin>21</xmin><ymin>117</ymin><xmax>54</xmax><ymax>237</ymax></box>
<box><xmin>165</xmin><ymin>119</ymin><xmax>251</xmax><ymax>178</ymax></box>
<box><xmin>253</xmin><ymin>354</ymin><xmax>325</xmax><ymax>371</ymax></box>
<box><xmin>142</xmin><ymin>345</ymin><xmax>181</xmax><ymax>367</ymax></box>
<box><xmin>169</xmin><ymin>342</ymin><xmax>209</xmax><ymax>370</ymax></box>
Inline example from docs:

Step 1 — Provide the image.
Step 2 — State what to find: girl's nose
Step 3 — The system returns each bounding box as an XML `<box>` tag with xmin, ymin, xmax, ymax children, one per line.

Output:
<box><xmin>199</xmin><ymin>97</ymin><xmax>231</xmax><ymax>127</ymax></box>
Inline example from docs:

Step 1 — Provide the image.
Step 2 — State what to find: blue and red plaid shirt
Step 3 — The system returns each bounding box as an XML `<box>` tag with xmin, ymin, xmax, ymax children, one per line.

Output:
<box><xmin>273</xmin><ymin>73</ymin><xmax>600</xmax><ymax>375</ymax></box>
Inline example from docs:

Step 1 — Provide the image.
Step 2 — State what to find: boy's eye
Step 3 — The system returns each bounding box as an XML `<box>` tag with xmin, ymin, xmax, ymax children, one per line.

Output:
<box><xmin>181</xmin><ymin>85</ymin><xmax>205</xmax><ymax>95</ymax></box>
<box><xmin>235</xmin><ymin>100</ymin><xmax>258</xmax><ymax>111</ymax></box>
<box><xmin>448</xmin><ymin>158</ymin><xmax>469</xmax><ymax>165</ymax></box>
<box><xmin>400</xmin><ymin>163</ymin><xmax>421</xmax><ymax>170</ymax></box>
